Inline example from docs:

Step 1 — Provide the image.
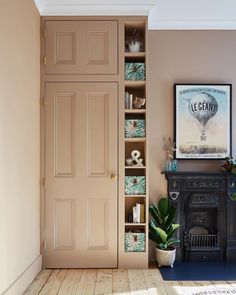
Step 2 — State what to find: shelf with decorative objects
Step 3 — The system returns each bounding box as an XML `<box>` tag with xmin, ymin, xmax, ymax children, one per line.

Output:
<box><xmin>125</xmin><ymin>109</ymin><xmax>146</xmax><ymax>114</ymax></box>
<box><xmin>119</xmin><ymin>18</ymin><xmax>148</xmax><ymax>268</ymax></box>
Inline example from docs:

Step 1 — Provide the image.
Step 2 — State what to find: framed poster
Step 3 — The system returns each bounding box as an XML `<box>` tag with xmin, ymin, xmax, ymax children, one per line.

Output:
<box><xmin>175</xmin><ymin>84</ymin><xmax>232</xmax><ymax>159</ymax></box>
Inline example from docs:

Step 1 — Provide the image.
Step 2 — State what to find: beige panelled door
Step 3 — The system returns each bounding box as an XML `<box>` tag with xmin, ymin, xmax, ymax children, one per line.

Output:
<box><xmin>45</xmin><ymin>21</ymin><xmax>117</xmax><ymax>75</ymax></box>
<box><xmin>45</xmin><ymin>82</ymin><xmax>117</xmax><ymax>268</ymax></box>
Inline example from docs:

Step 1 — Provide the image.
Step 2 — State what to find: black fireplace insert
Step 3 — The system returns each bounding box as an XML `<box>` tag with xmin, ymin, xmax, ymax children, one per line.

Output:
<box><xmin>163</xmin><ymin>171</ymin><xmax>236</xmax><ymax>262</ymax></box>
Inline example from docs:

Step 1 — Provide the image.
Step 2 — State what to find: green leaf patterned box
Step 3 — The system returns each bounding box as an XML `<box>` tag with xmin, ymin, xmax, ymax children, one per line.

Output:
<box><xmin>125</xmin><ymin>119</ymin><xmax>145</xmax><ymax>138</ymax></box>
<box><xmin>125</xmin><ymin>63</ymin><xmax>145</xmax><ymax>81</ymax></box>
<box><xmin>125</xmin><ymin>232</ymin><xmax>145</xmax><ymax>252</ymax></box>
<box><xmin>125</xmin><ymin>176</ymin><xmax>146</xmax><ymax>195</ymax></box>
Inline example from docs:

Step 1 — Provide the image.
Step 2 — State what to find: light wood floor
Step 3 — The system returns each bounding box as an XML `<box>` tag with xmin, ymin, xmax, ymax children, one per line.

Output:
<box><xmin>24</xmin><ymin>268</ymin><xmax>236</xmax><ymax>295</ymax></box>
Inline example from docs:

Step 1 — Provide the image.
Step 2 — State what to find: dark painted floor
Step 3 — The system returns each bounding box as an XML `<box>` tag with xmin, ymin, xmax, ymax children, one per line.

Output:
<box><xmin>159</xmin><ymin>262</ymin><xmax>236</xmax><ymax>281</ymax></box>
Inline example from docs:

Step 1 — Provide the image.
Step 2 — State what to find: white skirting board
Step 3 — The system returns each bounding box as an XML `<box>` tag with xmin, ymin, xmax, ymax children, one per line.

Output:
<box><xmin>3</xmin><ymin>255</ymin><xmax>42</xmax><ymax>295</ymax></box>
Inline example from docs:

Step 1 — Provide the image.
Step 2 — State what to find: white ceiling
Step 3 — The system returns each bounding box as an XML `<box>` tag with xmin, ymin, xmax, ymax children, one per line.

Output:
<box><xmin>149</xmin><ymin>0</ymin><xmax>236</xmax><ymax>30</ymax></box>
<box><xmin>34</xmin><ymin>0</ymin><xmax>236</xmax><ymax>30</ymax></box>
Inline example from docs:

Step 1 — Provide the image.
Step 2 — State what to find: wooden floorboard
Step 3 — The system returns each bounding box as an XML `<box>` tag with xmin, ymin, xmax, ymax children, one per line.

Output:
<box><xmin>112</xmin><ymin>269</ymin><xmax>130</xmax><ymax>295</ymax></box>
<box><xmin>38</xmin><ymin>269</ymin><xmax>67</xmax><ymax>295</ymax></box>
<box><xmin>128</xmin><ymin>269</ymin><xmax>149</xmax><ymax>295</ymax></box>
<box><xmin>23</xmin><ymin>269</ymin><xmax>52</xmax><ymax>295</ymax></box>
<box><xmin>94</xmin><ymin>269</ymin><xmax>113</xmax><ymax>295</ymax></box>
<box><xmin>143</xmin><ymin>269</ymin><xmax>167</xmax><ymax>295</ymax></box>
<box><xmin>24</xmin><ymin>268</ymin><xmax>236</xmax><ymax>295</ymax></box>
<box><xmin>57</xmin><ymin>269</ymin><xmax>83</xmax><ymax>295</ymax></box>
<box><xmin>75</xmin><ymin>269</ymin><xmax>97</xmax><ymax>295</ymax></box>
<box><xmin>163</xmin><ymin>281</ymin><xmax>184</xmax><ymax>295</ymax></box>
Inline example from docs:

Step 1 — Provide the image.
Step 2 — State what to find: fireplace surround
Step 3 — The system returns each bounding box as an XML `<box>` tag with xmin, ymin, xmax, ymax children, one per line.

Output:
<box><xmin>163</xmin><ymin>171</ymin><xmax>236</xmax><ymax>262</ymax></box>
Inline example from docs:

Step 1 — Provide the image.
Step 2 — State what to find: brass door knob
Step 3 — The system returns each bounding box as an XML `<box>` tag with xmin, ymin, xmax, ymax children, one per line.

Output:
<box><xmin>110</xmin><ymin>174</ymin><xmax>117</xmax><ymax>181</ymax></box>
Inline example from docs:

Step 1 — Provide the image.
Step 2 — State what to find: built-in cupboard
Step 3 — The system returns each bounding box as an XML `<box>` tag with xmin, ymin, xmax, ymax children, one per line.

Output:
<box><xmin>41</xmin><ymin>17</ymin><xmax>148</xmax><ymax>268</ymax></box>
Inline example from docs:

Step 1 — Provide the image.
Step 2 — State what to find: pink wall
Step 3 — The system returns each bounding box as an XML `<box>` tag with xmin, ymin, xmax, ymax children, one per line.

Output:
<box><xmin>147</xmin><ymin>30</ymin><xmax>236</xmax><ymax>259</ymax></box>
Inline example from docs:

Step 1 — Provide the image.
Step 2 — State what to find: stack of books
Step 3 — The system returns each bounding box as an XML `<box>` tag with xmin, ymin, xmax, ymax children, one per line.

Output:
<box><xmin>125</xmin><ymin>91</ymin><xmax>133</xmax><ymax>109</ymax></box>
<box><xmin>132</xmin><ymin>203</ymin><xmax>145</xmax><ymax>223</ymax></box>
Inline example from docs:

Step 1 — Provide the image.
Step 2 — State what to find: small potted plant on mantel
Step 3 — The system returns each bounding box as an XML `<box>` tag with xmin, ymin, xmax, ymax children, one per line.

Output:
<box><xmin>149</xmin><ymin>197</ymin><xmax>181</xmax><ymax>268</ymax></box>
<box><xmin>221</xmin><ymin>156</ymin><xmax>236</xmax><ymax>175</ymax></box>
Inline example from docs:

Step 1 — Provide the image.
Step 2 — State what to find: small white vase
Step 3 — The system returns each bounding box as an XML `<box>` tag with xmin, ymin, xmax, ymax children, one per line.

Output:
<box><xmin>128</xmin><ymin>41</ymin><xmax>141</xmax><ymax>52</ymax></box>
<box><xmin>155</xmin><ymin>248</ymin><xmax>176</xmax><ymax>268</ymax></box>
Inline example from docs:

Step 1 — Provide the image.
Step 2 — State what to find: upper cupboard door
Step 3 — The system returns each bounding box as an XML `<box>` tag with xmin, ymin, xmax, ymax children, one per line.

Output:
<box><xmin>45</xmin><ymin>21</ymin><xmax>118</xmax><ymax>75</ymax></box>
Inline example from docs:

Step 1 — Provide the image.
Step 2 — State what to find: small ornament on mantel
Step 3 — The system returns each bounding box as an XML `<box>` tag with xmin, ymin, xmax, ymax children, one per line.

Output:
<box><xmin>162</xmin><ymin>137</ymin><xmax>177</xmax><ymax>172</ymax></box>
<box><xmin>126</xmin><ymin>150</ymin><xmax>144</xmax><ymax>167</ymax></box>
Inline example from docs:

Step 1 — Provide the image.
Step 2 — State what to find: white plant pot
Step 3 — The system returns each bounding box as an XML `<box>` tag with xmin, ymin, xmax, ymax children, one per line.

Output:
<box><xmin>128</xmin><ymin>41</ymin><xmax>141</xmax><ymax>52</ymax></box>
<box><xmin>155</xmin><ymin>248</ymin><xmax>176</xmax><ymax>268</ymax></box>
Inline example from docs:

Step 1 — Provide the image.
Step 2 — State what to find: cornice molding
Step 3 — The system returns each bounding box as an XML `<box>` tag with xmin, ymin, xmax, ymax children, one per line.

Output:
<box><xmin>148</xmin><ymin>19</ymin><xmax>236</xmax><ymax>30</ymax></box>
<box><xmin>35</xmin><ymin>1</ymin><xmax>157</xmax><ymax>16</ymax></box>
<box><xmin>34</xmin><ymin>0</ymin><xmax>236</xmax><ymax>30</ymax></box>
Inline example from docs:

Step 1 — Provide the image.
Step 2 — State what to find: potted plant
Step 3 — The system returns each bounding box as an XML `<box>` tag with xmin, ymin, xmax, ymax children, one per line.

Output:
<box><xmin>126</xmin><ymin>29</ymin><xmax>143</xmax><ymax>52</ymax></box>
<box><xmin>221</xmin><ymin>156</ymin><xmax>236</xmax><ymax>174</ymax></box>
<box><xmin>149</xmin><ymin>197</ymin><xmax>180</xmax><ymax>268</ymax></box>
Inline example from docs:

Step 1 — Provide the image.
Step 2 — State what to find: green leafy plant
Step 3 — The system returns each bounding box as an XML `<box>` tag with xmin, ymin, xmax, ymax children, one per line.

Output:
<box><xmin>149</xmin><ymin>198</ymin><xmax>181</xmax><ymax>250</ymax></box>
<box><xmin>221</xmin><ymin>157</ymin><xmax>236</xmax><ymax>175</ymax></box>
<box><xmin>126</xmin><ymin>29</ymin><xmax>143</xmax><ymax>44</ymax></box>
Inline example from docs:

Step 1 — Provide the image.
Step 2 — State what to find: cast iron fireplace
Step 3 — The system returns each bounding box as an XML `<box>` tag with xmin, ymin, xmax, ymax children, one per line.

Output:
<box><xmin>163</xmin><ymin>171</ymin><xmax>236</xmax><ymax>262</ymax></box>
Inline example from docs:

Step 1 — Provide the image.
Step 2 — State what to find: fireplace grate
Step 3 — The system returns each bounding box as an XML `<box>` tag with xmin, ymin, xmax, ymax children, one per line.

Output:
<box><xmin>184</xmin><ymin>233</ymin><xmax>220</xmax><ymax>250</ymax></box>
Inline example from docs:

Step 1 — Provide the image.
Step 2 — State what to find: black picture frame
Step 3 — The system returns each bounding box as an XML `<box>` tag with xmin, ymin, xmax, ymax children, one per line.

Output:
<box><xmin>174</xmin><ymin>83</ymin><xmax>232</xmax><ymax>160</ymax></box>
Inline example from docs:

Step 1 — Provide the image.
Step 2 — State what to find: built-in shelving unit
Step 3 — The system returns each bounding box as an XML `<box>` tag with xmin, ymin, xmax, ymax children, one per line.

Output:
<box><xmin>119</xmin><ymin>18</ymin><xmax>149</xmax><ymax>268</ymax></box>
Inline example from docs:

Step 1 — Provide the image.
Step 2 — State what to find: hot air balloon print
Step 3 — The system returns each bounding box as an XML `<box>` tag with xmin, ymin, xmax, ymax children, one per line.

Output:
<box><xmin>175</xmin><ymin>84</ymin><xmax>231</xmax><ymax>159</ymax></box>
<box><xmin>188</xmin><ymin>92</ymin><xmax>218</xmax><ymax>141</ymax></box>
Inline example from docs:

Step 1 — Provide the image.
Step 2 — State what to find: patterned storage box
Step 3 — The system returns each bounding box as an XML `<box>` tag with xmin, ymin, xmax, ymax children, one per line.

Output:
<box><xmin>125</xmin><ymin>119</ymin><xmax>145</xmax><ymax>138</ymax></box>
<box><xmin>125</xmin><ymin>176</ymin><xmax>146</xmax><ymax>195</ymax></box>
<box><xmin>125</xmin><ymin>63</ymin><xmax>145</xmax><ymax>81</ymax></box>
<box><xmin>125</xmin><ymin>232</ymin><xmax>145</xmax><ymax>252</ymax></box>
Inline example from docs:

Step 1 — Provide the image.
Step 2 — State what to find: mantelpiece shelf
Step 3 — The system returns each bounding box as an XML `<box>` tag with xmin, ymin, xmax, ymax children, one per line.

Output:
<box><xmin>125</xmin><ymin>109</ymin><xmax>146</xmax><ymax>114</ymax></box>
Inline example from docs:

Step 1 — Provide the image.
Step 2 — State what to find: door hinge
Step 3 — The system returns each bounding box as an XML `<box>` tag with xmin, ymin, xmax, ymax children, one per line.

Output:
<box><xmin>43</xmin><ymin>28</ymin><xmax>46</xmax><ymax>38</ymax></box>
<box><xmin>43</xmin><ymin>239</ymin><xmax>47</xmax><ymax>249</ymax></box>
<box><xmin>43</xmin><ymin>56</ymin><xmax>47</xmax><ymax>65</ymax></box>
<box><xmin>42</xmin><ymin>177</ymin><xmax>46</xmax><ymax>187</ymax></box>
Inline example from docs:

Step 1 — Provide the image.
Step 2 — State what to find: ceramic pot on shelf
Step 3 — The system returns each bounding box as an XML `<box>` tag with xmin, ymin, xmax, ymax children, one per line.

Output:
<box><xmin>128</xmin><ymin>41</ymin><xmax>141</xmax><ymax>52</ymax></box>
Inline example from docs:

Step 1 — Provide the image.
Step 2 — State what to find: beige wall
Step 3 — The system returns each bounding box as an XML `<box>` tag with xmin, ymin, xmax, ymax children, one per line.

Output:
<box><xmin>0</xmin><ymin>9</ymin><xmax>235</xmax><ymax>277</ymax></box>
<box><xmin>0</xmin><ymin>0</ymin><xmax>40</xmax><ymax>293</ymax></box>
<box><xmin>147</xmin><ymin>30</ymin><xmax>236</xmax><ymax>259</ymax></box>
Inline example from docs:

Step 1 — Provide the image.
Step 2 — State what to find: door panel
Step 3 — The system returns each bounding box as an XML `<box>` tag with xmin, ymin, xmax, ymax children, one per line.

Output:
<box><xmin>45</xmin><ymin>21</ymin><xmax>117</xmax><ymax>75</ymax></box>
<box><xmin>45</xmin><ymin>82</ymin><xmax>117</xmax><ymax>268</ymax></box>
<box><xmin>87</xmin><ymin>92</ymin><xmax>108</xmax><ymax>176</ymax></box>
<box><xmin>54</xmin><ymin>93</ymin><xmax>75</xmax><ymax>177</ymax></box>
<box><xmin>87</xmin><ymin>198</ymin><xmax>108</xmax><ymax>250</ymax></box>
<box><xmin>54</xmin><ymin>199</ymin><xmax>75</xmax><ymax>250</ymax></box>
